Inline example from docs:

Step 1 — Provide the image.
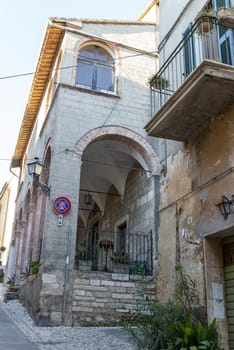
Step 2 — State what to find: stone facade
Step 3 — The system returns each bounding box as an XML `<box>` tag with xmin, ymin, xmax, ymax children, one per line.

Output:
<box><xmin>156</xmin><ymin>105</ymin><xmax>234</xmax><ymax>349</ymax></box>
<box><xmin>145</xmin><ymin>0</ymin><xmax>234</xmax><ymax>348</ymax></box>
<box><xmin>11</xmin><ymin>12</ymin><xmax>161</xmax><ymax>326</ymax></box>
<box><xmin>72</xmin><ymin>271</ymin><xmax>155</xmax><ymax>325</ymax></box>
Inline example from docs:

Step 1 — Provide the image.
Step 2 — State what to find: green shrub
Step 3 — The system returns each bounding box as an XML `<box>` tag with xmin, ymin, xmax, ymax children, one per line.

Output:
<box><xmin>111</xmin><ymin>252</ymin><xmax>130</xmax><ymax>264</ymax></box>
<box><xmin>123</xmin><ymin>297</ymin><xmax>184</xmax><ymax>350</ymax></box>
<box><xmin>174</xmin><ymin>264</ymin><xmax>199</xmax><ymax>317</ymax></box>
<box><xmin>123</xmin><ymin>265</ymin><xmax>219</xmax><ymax>350</ymax></box>
<box><xmin>30</xmin><ymin>260</ymin><xmax>40</xmax><ymax>274</ymax></box>
<box><xmin>168</xmin><ymin>314</ymin><xmax>219</xmax><ymax>350</ymax></box>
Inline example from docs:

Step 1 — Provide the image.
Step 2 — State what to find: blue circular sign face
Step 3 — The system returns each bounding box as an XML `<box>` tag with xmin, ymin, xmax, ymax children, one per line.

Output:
<box><xmin>53</xmin><ymin>196</ymin><xmax>71</xmax><ymax>215</ymax></box>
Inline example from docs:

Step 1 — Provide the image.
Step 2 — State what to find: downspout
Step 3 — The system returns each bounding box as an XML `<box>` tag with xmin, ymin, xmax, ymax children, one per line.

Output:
<box><xmin>61</xmin><ymin>226</ymin><xmax>72</xmax><ymax>325</ymax></box>
<box><xmin>153</xmin><ymin>174</ymin><xmax>161</xmax><ymax>277</ymax></box>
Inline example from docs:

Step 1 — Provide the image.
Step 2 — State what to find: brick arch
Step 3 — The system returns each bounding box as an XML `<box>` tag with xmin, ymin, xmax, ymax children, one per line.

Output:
<box><xmin>73</xmin><ymin>125</ymin><xmax>161</xmax><ymax>175</ymax></box>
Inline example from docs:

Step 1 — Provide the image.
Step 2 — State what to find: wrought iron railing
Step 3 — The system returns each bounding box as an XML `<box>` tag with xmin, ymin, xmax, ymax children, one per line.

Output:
<box><xmin>75</xmin><ymin>228</ymin><xmax>153</xmax><ymax>275</ymax></box>
<box><xmin>150</xmin><ymin>16</ymin><xmax>234</xmax><ymax>115</ymax></box>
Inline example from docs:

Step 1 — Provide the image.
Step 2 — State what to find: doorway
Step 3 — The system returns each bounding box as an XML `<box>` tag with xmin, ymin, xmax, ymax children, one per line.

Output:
<box><xmin>223</xmin><ymin>236</ymin><xmax>234</xmax><ymax>349</ymax></box>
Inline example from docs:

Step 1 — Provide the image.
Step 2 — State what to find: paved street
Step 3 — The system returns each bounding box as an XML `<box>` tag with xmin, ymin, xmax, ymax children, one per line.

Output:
<box><xmin>0</xmin><ymin>305</ymin><xmax>39</xmax><ymax>350</ymax></box>
<box><xmin>0</xmin><ymin>284</ymin><xmax>135</xmax><ymax>350</ymax></box>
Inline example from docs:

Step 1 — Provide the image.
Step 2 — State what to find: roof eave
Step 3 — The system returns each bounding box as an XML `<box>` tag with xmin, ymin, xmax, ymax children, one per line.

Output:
<box><xmin>11</xmin><ymin>19</ymin><xmax>65</xmax><ymax>169</ymax></box>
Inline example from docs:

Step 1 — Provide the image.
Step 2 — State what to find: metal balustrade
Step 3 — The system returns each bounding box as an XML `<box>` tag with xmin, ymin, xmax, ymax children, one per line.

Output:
<box><xmin>150</xmin><ymin>16</ymin><xmax>234</xmax><ymax>116</ymax></box>
<box><xmin>75</xmin><ymin>228</ymin><xmax>153</xmax><ymax>275</ymax></box>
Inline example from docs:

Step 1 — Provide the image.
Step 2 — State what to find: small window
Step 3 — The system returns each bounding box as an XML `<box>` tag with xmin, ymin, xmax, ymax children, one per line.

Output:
<box><xmin>76</xmin><ymin>45</ymin><xmax>114</xmax><ymax>92</ymax></box>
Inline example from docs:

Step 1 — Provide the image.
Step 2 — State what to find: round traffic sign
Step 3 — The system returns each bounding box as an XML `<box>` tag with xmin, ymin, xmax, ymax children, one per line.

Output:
<box><xmin>53</xmin><ymin>196</ymin><xmax>71</xmax><ymax>215</ymax></box>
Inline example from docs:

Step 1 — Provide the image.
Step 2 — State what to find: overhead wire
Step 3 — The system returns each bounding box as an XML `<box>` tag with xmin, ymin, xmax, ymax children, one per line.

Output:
<box><xmin>0</xmin><ymin>49</ymin><xmax>158</xmax><ymax>81</ymax></box>
<box><xmin>0</xmin><ymin>155</ymin><xmax>152</xmax><ymax>174</ymax></box>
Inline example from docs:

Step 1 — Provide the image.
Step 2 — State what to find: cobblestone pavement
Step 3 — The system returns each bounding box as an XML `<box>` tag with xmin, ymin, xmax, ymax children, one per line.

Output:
<box><xmin>0</xmin><ymin>285</ymin><xmax>136</xmax><ymax>350</ymax></box>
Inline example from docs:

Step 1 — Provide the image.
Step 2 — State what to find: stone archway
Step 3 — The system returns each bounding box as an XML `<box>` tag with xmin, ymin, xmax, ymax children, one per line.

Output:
<box><xmin>73</xmin><ymin>125</ymin><xmax>161</xmax><ymax>176</ymax></box>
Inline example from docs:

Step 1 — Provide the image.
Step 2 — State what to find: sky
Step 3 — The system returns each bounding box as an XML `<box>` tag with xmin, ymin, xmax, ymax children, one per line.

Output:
<box><xmin>0</xmin><ymin>0</ymin><xmax>151</xmax><ymax>189</ymax></box>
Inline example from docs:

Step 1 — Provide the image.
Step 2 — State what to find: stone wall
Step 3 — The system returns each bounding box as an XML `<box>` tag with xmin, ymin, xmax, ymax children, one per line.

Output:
<box><xmin>72</xmin><ymin>270</ymin><xmax>155</xmax><ymax>325</ymax></box>
<box><xmin>19</xmin><ymin>269</ymin><xmax>155</xmax><ymax>327</ymax></box>
<box><xmin>19</xmin><ymin>273</ymin><xmax>42</xmax><ymax>324</ymax></box>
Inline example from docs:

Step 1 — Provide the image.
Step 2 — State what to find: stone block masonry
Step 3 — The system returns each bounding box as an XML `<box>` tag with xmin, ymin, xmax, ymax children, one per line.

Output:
<box><xmin>72</xmin><ymin>271</ymin><xmax>155</xmax><ymax>325</ymax></box>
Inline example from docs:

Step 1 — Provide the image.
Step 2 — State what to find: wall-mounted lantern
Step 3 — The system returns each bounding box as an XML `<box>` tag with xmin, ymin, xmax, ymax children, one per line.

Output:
<box><xmin>216</xmin><ymin>195</ymin><xmax>234</xmax><ymax>220</ymax></box>
<box><xmin>84</xmin><ymin>193</ymin><xmax>92</xmax><ymax>205</ymax></box>
<box><xmin>27</xmin><ymin>157</ymin><xmax>50</xmax><ymax>196</ymax></box>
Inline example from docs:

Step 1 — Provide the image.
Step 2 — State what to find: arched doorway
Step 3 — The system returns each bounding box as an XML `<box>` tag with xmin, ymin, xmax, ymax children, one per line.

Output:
<box><xmin>74</xmin><ymin>126</ymin><xmax>161</xmax><ymax>275</ymax></box>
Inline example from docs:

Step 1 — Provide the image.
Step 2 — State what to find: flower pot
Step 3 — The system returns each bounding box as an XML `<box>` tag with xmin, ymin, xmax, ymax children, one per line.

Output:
<box><xmin>8</xmin><ymin>286</ymin><xmax>19</xmax><ymax>292</ymax></box>
<box><xmin>197</xmin><ymin>16</ymin><xmax>215</xmax><ymax>34</ymax></box>
<box><xmin>151</xmin><ymin>77</ymin><xmax>169</xmax><ymax>90</ymax></box>
<box><xmin>217</xmin><ymin>7</ymin><xmax>234</xmax><ymax>28</ymax></box>
<box><xmin>99</xmin><ymin>240</ymin><xmax>114</xmax><ymax>250</ymax></box>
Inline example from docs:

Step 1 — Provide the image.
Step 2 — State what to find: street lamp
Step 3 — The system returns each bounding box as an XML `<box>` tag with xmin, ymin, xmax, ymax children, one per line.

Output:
<box><xmin>27</xmin><ymin>157</ymin><xmax>50</xmax><ymax>196</ymax></box>
<box><xmin>84</xmin><ymin>193</ymin><xmax>92</xmax><ymax>205</ymax></box>
<box><xmin>216</xmin><ymin>195</ymin><xmax>233</xmax><ymax>220</ymax></box>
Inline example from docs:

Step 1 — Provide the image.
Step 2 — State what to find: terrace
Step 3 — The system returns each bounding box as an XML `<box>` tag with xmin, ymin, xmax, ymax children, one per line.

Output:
<box><xmin>146</xmin><ymin>15</ymin><xmax>234</xmax><ymax>141</ymax></box>
<box><xmin>75</xmin><ymin>228</ymin><xmax>153</xmax><ymax>276</ymax></box>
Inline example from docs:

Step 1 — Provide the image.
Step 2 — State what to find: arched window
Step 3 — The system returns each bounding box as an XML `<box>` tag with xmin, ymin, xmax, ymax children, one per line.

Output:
<box><xmin>76</xmin><ymin>45</ymin><xmax>114</xmax><ymax>92</ymax></box>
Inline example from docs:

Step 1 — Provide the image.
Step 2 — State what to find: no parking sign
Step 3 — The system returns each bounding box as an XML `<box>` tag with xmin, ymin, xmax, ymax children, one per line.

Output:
<box><xmin>53</xmin><ymin>196</ymin><xmax>71</xmax><ymax>225</ymax></box>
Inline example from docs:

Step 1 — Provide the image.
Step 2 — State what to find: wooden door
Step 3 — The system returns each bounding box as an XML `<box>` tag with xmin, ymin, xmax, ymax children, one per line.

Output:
<box><xmin>223</xmin><ymin>238</ymin><xmax>234</xmax><ymax>349</ymax></box>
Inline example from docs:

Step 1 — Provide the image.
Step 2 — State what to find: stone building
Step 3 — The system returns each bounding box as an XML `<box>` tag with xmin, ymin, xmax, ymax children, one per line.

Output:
<box><xmin>10</xmin><ymin>2</ymin><xmax>161</xmax><ymax>325</ymax></box>
<box><xmin>145</xmin><ymin>0</ymin><xmax>234</xmax><ymax>348</ymax></box>
<box><xmin>0</xmin><ymin>176</ymin><xmax>18</xmax><ymax>279</ymax></box>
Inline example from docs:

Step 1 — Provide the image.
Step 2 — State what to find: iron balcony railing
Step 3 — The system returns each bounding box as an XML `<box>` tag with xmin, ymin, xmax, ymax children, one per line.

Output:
<box><xmin>75</xmin><ymin>228</ymin><xmax>153</xmax><ymax>275</ymax></box>
<box><xmin>150</xmin><ymin>16</ymin><xmax>234</xmax><ymax>116</ymax></box>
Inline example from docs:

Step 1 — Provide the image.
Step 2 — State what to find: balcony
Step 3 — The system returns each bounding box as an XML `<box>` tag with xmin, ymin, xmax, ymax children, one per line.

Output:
<box><xmin>146</xmin><ymin>16</ymin><xmax>234</xmax><ymax>141</ymax></box>
<box><xmin>75</xmin><ymin>228</ymin><xmax>153</xmax><ymax>276</ymax></box>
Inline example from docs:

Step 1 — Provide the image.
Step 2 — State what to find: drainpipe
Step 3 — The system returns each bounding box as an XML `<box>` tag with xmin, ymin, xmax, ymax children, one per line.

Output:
<box><xmin>61</xmin><ymin>227</ymin><xmax>72</xmax><ymax>325</ymax></box>
<box><xmin>153</xmin><ymin>174</ymin><xmax>161</xmax><ymax>277</ymax></box>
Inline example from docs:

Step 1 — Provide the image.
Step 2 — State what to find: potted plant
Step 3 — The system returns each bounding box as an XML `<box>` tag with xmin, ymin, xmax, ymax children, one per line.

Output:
<box><xmin>149</xmin><ymin>75</ymin><xmax>169</xmax><ymax>90</ymax></box>
<box><xmin>196</xmin><ymin>8</ymin><xmax>216</xmax><ymax>33</ymax></box>
<box><xmin>130</xmin><ymin>260</ymin><xmax>148</xmax><ymax>275</ymax></box>
<box><xmin>6</xmin><ymin>277</ymin><xmax>19</xmax><ymax>292</ymax></box>
<box><xmin>111</xmin><ymin>251</ymin><xmax>130</xmax><ymax>274</ymax></box>
<box><xmin>217</xmin><ymin>7</ymin><xmax>234</xmax><ymax>28</ymax></box>
<box><xmin>99</xmin><ymin>239</ymin><xmax>114</xmax><ymax>250</ymax></box>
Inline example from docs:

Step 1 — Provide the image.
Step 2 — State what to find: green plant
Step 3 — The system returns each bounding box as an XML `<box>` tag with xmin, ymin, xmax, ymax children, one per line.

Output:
<box><xmin>196</xmin><ymin>8</ymin><xmax>215</xmax><ymax>19</ymax></box>
<box><xmin>123</xmin><ymin>265</ymin><xmax>220</xmax><ymax>350</ymax></box>
<box><xmin>111</xmin><ymin>251</ymin><xmax>130</xmax><ymax>264</ymax></box>
<box><xmin>150</xmin><ymin>75</ymin><xmax>169</xmax><ymax>89</ymax></box>
<box><xmin>30</xmin><ymin>260</ymin><xmax>41</xmax><ymax>274</ymax></box>
<box><xmin>174</xmin><ymin>264</ymin><xmax>199</xmax><ymax>317</ymax></box>
<box><xmin>123</xmin><ymin>297</ymin><xmax>184</xmax><ymax>350</ymax></box>
<box><xmin>168</xmin><ymin>314</ymin><xmax>219</xmax><ymax>350</ymax></box>
<box><xmin>0</xmin><ymin>246</ymin><xmax>6</xmax><ymax>252</ymax></box>
<box><xmin>129</xmin><ymin>260</ymin><xmax>149</xmax><ymax>275</ymax></box>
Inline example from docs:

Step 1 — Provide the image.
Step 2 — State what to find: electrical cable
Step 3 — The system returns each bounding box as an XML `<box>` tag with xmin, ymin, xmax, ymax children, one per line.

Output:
<box><xmin>0</xmin><ymin>50</ymin><xmax>158</xmax><ymax>81</ymax></box>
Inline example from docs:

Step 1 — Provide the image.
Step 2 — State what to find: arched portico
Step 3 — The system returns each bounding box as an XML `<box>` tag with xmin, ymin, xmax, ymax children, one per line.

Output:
<box><xmin>73</xmin><ymin>125</ymin><xmax>161</xmax><ymax>275</ymax></box>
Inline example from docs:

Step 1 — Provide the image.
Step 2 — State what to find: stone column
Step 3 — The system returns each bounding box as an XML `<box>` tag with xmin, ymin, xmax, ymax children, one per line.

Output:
<box><xmin>39</xmin><ymin>151</ymin><xmax>82</xmax><ymax>326</ymax></box>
